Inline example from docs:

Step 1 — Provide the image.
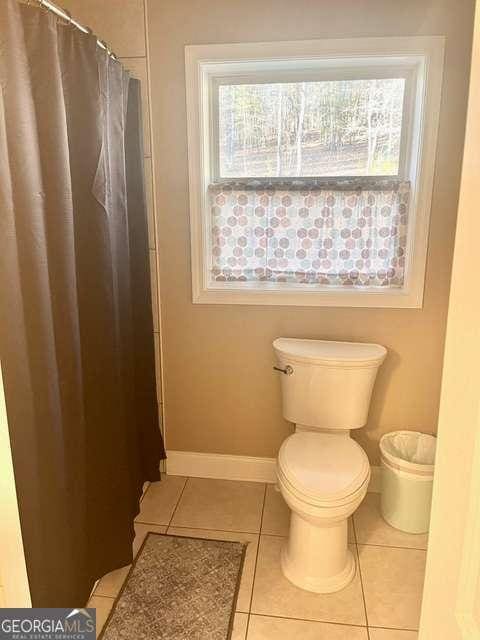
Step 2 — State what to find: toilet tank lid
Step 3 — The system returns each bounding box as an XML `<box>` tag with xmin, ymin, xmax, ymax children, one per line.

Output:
<box><xmin>273</xmin><ymin>338</ymin><xmax>387</xmax><ymax>366</ymax></box>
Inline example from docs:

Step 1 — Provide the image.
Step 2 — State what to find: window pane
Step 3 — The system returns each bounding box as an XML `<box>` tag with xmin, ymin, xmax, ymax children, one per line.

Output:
<box><xmin>218</xmin><ymin>79</ymin><xmax>405</xmax><ymax>178</ymax></box>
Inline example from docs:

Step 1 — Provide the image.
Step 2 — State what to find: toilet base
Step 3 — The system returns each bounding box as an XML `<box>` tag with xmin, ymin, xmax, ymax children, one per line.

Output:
<box><xmin>279</xmin><ymin>511</ymin><xmax>356</xmax><ymax>593</ymax></box>
<box><xmin>281</xmin><ymin>544</ymin><xmax>356</xmax><ymax>593</ymax></box>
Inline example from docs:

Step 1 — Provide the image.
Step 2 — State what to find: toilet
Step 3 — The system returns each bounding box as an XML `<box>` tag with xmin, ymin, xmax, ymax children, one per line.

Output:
<box><xmin>273</xmin><ymin>337</ymin><xmax>387</xmax><ymax>594</ymax></box>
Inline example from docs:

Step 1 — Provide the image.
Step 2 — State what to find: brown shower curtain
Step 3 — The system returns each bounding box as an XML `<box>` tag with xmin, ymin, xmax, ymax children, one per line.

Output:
<box><xmin>0</xmin><ymin>0</ymin><xmax>165</xmax><ymax>607</ymax></box>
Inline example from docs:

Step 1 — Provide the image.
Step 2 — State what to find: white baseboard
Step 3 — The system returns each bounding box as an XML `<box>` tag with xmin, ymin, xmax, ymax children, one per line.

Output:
<box><xmin>166</xmin><ymin>450</ymin><xmax>381</xmax><ymax>492</ymax></box>
<box><xmin>167</xmin><ymin>450</ymin><xmax>277</xmax><ymax>483</ymax></box>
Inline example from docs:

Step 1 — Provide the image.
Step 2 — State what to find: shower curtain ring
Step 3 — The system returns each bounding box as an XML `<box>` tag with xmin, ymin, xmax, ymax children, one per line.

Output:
<box><xmin>64</xmin><ymin>9</ymin><xmax>73</xmax><ymax>26</ymax></box>
<box><xmin>100</xmin><ymin>40</ymin><xmax>115</xmax><ymax>58</ymax></box>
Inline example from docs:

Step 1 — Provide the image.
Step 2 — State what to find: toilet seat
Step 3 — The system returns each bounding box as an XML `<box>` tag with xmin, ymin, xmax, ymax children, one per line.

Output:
<box><xmin>277</xmin><ymin>432</ymin><xmax>370</xmax><ymax>507</ymax></box>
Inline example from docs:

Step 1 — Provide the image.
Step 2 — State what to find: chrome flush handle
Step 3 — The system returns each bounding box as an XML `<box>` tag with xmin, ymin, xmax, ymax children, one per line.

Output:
<box><xmin>273</xmin><ymin>365</ymin><xmax>294</xmax><ymax>375</ymax></box>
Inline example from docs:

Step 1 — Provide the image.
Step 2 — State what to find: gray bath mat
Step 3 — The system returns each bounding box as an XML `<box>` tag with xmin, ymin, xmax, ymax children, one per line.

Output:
<box><xmin>100</xmin><ymin>532</ymin><xmax>247</xmax><ymax>640</ymax></box>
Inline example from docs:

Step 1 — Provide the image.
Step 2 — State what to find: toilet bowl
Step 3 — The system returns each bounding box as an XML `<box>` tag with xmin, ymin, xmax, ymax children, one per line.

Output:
<box><xmin>273</xmin><ymin>338</ymin><xmax>386</xmax><ymax>593</ymax></box>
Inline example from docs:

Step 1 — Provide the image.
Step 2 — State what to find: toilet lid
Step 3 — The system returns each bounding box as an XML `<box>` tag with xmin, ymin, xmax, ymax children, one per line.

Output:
<box><xmin>278</xmin><ymin>432</ymin><xmax>370</xmax><ymax>502</ymax></box>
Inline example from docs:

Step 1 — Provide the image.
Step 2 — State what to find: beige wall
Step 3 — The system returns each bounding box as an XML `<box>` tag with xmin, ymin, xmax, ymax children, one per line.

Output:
<box><xmin>61</xmin><ymin>0</ymin><xmax>474</xmax><ymax>465</ymax></box>
<box><xmin>146</xmin><ymin>0</ymin><xmax>474</xmax><ymax>464</ymax></box>
<box><xmin>61</xmin><ymin>0</ymin><xmax>165</xmax><ymax>430</ymax></box>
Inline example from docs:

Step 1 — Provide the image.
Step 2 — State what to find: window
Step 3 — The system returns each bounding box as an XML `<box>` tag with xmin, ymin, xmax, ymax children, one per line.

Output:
<box><xmin>217</xmin><ymin>78</ymin><xmax>405</xmax><ymax>178</ymax></box>
<box><xmin>185</xmin><ymin>37</ymin><xmax>444</xmax><ymax>307</ymax></box>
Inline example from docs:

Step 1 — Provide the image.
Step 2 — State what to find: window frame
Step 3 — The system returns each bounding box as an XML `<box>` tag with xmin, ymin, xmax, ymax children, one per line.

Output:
<box><xmin>211</xmin><ymin>67</ymin><xmax>414</xmax><ymax>183</ymax></box>
<box><xmin>185</xmin><ymin>36</ymin><xmax>445</xmax><ymax>308</ymax></box>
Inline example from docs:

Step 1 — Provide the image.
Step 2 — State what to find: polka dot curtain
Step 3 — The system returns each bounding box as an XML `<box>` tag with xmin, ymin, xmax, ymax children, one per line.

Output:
<box><xmin>209</xmin><ymin>182</ymin><xmax>410</xmax><ymax>287</ymax></box>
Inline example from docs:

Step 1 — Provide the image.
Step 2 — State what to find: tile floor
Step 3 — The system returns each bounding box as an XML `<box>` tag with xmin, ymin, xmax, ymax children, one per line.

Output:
<box><xmin>88</xmin><ymin>477</ymin><xmax>426</xmax><ymax>639</ymax></box>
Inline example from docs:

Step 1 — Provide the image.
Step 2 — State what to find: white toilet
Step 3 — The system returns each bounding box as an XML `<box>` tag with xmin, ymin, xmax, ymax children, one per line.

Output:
<box><xmin>273</xmin><ymin>337</ymin><xmax>387</xmax><ymax>594</ymax></box>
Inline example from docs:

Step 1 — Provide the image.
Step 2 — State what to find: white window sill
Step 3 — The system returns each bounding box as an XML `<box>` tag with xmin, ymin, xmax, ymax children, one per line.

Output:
<box><xmin>193</xmin><ymin>282</ymin><xmax>422</xmax><ymax>308</ymax></box>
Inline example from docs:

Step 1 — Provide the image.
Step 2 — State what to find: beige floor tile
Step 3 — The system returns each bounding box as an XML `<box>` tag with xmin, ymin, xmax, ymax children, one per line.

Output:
<box><xmin>247</xmin><ymin>615</ymin><xmax>368</xmax><ymax>639</ymax></box>
<box><xmin>261</xmin><ymin>485</ymin><xmax>290</xmax><ymax>536</ymax></box>
<box><xmin>232</xmin><ymin>613</ymin><xmax>249</xmax><ymax>640</ymax></box>
<box><xmin>358</xmin><ymin>545</ymin><xmax>426</xmax><ymax>630</ymax></box>
<box><xmin>87</xmin><ymin>595</ymin><xmax>114</xmax><ymax>638</ymax></box>
<box><xmin>261</xmin><ymin>485</ymin><xmax>355</xmax><ymax>541</ymax></box>
<box><xmin>354</xmin><ymin>494</ymin><xmax>428</xmax><ymax>550</ymax></box>
<box><xmin>251</xmin><ymin>536</ymin><xmax>366</xmax><ymax>626</ymax></box>
<box><xmin>135</xmin><ymin>475</ymin><xmax>186</xmax><ymax>525</ymax></box>
<box><xmin>168</xmin><ymin>526</ymin><xmax>259</xmax><ymax>613</ymax></box>
<box><xmin>94</xmin><ymin>565</ymin><xmax>130</xmax><ymax>598</ymax></box>
<box><xmin>369</xmin><ymin>629</ymin><xmax>418</xmax><ymax>640</ymax></box>
<box><xmin>170</xmin><ymin>478</ymin><xmax>265</xmax><ymax>533</ymax></box>
<box><xmin>133</xmin><ymin>523</ymin><xmax>167</xmax><ymax>557</ymax></box>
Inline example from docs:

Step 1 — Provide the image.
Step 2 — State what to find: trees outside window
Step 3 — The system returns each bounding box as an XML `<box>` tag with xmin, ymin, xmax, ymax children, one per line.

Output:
<box><xmin>218</xmin><ymin>78</ymin><xmax>405</xmax><ymax>178</ymax></box>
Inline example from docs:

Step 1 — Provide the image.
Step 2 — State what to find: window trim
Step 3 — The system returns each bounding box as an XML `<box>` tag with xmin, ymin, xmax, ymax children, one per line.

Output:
<box><xmin>185</xmin><ymin>36</ymin><xmax>445</xmax><ymax>308</ymax></box>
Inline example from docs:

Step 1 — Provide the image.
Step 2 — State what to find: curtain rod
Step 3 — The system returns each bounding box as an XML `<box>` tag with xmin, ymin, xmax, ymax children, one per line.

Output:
<box><xmin>26</xmin><ymin>0</ymin><xmax>118</xmax><ymax>58</ymax></box>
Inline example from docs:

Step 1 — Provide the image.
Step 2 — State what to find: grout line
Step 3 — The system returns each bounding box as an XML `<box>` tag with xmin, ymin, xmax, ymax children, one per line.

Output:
<box><xmin>353</xmin><ymin>511</ymin><xmax>369</xmax><ymax>637</ymax></box>
<box><xmin>89</xmin><ymin>594</ymin><xmax>115</xmax><ymax>601</ymax></box>
<box><xmin>353</xmin><ymin>518</ymin><xmax>370</xmax><ymax>638</ymax></box>
<box><xmin>166</xmin><ymin>477</ymin><xmax>189</xmax><ymax>529</ymax></box>
<box><xmin>245</xmin><ymin>483</ymin><xmax>267</xmax><ymax>639</ymax></box>
<box><xmin>259</xmin><ymin>531</ymin><xmax>356</xmax><ymax>545</ymax></box>
<box><xmin>165</xmin><ymin>524</ymin><xmax>260</xmax><ymax>537</ymax></box>
<box><xmin>357</xmin><ymin>542</ymin><xmax>428</xmax><ymax>552</ymax></box>
<box><xmin>254</xmin><ymin>611</ymin><xmax>417</xmax><ymax>633</ymax></box>
<box><xmin>257</xmin><ymin>482</ymin><xmax>268</xmax><ymax>546</ymax></box>
<box><xmin>118</xmin><ymin>55</ymin><xmax>147</xmax><ymax>60</ymax></box>
<box><xmin>368</xmin><ymin>624</ymin><xmax>420</xmax><ymax>632</ymax></box>
<box><xmin>134</xmin><ymin>519</ymin><xmax>169</xmax><ymax>528</ymax></box>
<box><xmin>248</xmin><ymin>611</ymin><xmax>368</xmax><ymax>630</ymax></box>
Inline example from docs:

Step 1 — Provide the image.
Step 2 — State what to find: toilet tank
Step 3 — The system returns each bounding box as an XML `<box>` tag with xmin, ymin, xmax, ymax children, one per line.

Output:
<box><xmin>273</xmin><ymin>338</ymin><xmax>387</xmax><ymax>430</ymax></box>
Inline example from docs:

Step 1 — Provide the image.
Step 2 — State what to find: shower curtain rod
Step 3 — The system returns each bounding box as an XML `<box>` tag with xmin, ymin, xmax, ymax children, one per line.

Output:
<box><xmin>26</xmin><ymin>0</ymin><xmax>118</xmax><ymax>58</ymax></box>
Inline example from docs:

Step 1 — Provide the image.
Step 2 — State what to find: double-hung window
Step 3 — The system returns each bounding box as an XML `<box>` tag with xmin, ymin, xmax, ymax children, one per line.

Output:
<box><xmin>185</xmin><ymin>37</ymin><xmax>444</xmax><ymax>307</ymax></box>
